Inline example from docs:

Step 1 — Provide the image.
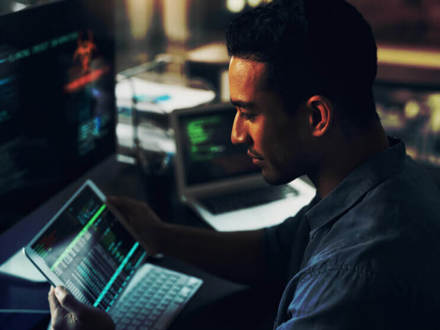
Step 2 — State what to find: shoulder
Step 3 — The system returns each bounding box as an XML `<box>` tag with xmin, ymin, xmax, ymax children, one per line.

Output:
<box><xmin>371</xmin><ymin>155</ymin><xmax>440</xmax><ymax>216</ymax></box>
<box><xmin>328</xmin><ymin>156</ymin><xmax>440</xmax><ymax>253</ymax></box>
<box><xmin>276</xmin><ymin>157</ymin><xmax>440</xmax><ymax>329</ymax></box>
<box><xmin>300</xmin><ymin>158</ymin><xmax>440</xmax><ymax>293</ymax></box>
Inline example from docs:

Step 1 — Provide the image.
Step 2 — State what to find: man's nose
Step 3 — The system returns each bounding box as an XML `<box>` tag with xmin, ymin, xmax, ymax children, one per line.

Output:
<box><xmin>231</xmin><ymin>112</ymin><xmax>248</xmax><ymax>145</ymax></box>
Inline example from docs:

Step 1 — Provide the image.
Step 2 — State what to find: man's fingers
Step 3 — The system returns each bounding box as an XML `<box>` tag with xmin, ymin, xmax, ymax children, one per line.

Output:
<box><xmin>48</xmin><ymin>286</ymin><xmax>61</xmax><ymax>312</ymax></box>
<box><xmin>48</xmin><ymin>286</ymin><xmax>65</xmax><ymax>327</ymax></box>
<box><xmin>54</xmin><ymin>286</ymin><xmax>85</xmax><ymax>316</ymax></box>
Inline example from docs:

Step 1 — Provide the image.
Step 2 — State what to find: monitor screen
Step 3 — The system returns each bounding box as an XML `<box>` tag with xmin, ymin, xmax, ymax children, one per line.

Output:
<box><xmin>179</xmin><ymin>106</ymin><xmax>259</xmax><ymax>186</ymax></box>
<box><xmin>0</xmin><ymin>0</ymin><xmax>116</xmax><ymax>233</ymax></box>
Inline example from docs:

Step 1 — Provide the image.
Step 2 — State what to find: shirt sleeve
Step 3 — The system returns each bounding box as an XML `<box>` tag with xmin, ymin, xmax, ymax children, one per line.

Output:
<box><xmin>276</xmin><ymin>264</ymin><xmax>400</xmax><ymax>330</ymax></box>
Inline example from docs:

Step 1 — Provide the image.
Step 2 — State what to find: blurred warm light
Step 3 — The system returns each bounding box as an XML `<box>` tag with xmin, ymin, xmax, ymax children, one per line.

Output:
<box><xmin>378</xmin><ymin>45</ymin><xmax>440</xmax><ymax>69</ymax></box>
<box><xmin>187</xmin><ymin>42</ymin><xmax>229</xmax><ymax>64</ymax></box>
<box><xmin>248</xmin><ymin>0</ymin><xmax>263</xmax><ymax>7</ymax></box>
<box><xmin>427</xmin><ymin>94</ymin><xmax>440</xmax><ymax>133</ymax></box>
<box><xmin>163</xmin><ymin>0</ymin><xmax>189</xmax><ymax>42</ymax></box>
<box><xmin>404</xmin><ymin>100</ymin><xmax>420</xmax><ymax>119</ymax></box>
<box><xmin>125</xmin><ymin>0</ymin><xmax>153</xmax><ymax>40</ymax></box>
<box><xmin>406</xmin><ymin>147</ymin><xmax>417</xmax><ymax>159</ymax></box>
<box><xmin>227</xmin><ymin>0</ymin><xmax>246</xmax><ymax>13</ymax></box>
<box><xmin>428</xmin><ymin>94</ymin><xmax>440</xmax><ymax>108</ymax></box>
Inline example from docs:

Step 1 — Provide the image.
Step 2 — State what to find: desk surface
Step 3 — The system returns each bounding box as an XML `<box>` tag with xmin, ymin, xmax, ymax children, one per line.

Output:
<box><xmin>0</xmin><ymin>155</ymin><xmax>277</xmax><ymax>330</ymax></box>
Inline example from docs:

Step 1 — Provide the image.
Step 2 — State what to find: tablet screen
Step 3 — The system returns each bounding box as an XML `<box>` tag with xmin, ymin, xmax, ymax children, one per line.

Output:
<box><xmin>29</xmin><ymin>182</ymin><xmax>146</xmax><ymax>310</ymax></box>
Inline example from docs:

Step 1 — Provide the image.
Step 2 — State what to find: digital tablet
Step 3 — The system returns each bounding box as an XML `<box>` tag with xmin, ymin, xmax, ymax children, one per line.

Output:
<box><xmin>24</xmin><ymin>180</ymin><xmax>147</xmax><ymax>306</ymax></box>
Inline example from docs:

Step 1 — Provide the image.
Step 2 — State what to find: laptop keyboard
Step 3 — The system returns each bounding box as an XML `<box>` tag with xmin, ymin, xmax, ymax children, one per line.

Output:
<box><xmin>110</xmin><ymin>263</ymin><xmax>202</xmax><ymax>330</ymax></box>
<box><xmin>200</xmin><ymin>184</ymin><xmax>299</xmax><ymax>214</ymax></box>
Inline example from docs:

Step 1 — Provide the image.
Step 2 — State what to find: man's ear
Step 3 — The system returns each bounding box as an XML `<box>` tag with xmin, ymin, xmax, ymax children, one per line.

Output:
<box><xmin>306</xmin><ymin>95</ymin><xmax>333</xmax><ymax>137</ymax></box>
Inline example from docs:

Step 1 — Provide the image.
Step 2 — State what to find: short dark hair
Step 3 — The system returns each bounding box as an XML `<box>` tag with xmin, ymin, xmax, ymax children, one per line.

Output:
<box><xmin>226</xmin><ymin>0</ymin><xmax>379</xmax><ymax>132</ymax></box>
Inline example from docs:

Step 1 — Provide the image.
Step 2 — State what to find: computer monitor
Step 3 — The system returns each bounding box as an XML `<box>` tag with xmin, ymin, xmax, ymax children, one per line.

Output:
<box><xmin>0</xmin><ymin>0</ymin><xmax>115</xmax><ymax>234</ymax></box>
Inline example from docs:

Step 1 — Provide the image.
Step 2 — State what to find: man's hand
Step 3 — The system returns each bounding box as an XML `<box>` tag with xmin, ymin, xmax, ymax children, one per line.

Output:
<box><xmin>108</xmin><ymin>197</ymin><xmax>266</xmax><ymax>285</ymax></box>
<box><xmin>107</xmin><ymin>196</ymin><xmax>166</xmax><ymax>255</ymax></box>
<box><xmin>48</xmin><ymin>286</ymin><xmax>115</xmax><ymax>330</ymax></box>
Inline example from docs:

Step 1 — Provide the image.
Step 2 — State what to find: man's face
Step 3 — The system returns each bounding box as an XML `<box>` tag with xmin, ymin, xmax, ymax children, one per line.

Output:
<box><xmin>229</xmin><ymin>56</ymin><xmax>310</xmax><ymax>185</ymax></box>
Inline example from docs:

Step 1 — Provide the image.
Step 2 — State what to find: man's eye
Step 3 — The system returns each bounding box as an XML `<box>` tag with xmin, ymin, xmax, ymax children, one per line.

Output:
<box><xmin>240</xmin><ymin>111</ymin><xmax>257</xmax><ymax>121</ymax></box>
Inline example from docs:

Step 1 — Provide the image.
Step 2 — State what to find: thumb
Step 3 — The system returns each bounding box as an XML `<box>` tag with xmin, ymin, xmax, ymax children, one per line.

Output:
<box><xmin>54</xmin><ymin>286</ymin><xmax>85</xmax><ymax>315</ymax></box>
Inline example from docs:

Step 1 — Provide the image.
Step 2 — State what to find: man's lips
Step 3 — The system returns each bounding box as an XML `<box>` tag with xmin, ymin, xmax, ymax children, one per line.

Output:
<box><xmin>247</xmin><ymin>150</ymin><xmax>263</xmax><ymax>159</ymax></box>
<box><xmin>247</xmin><ymin>150</ymin><xmax>264</xmax><ymax>165</ymax></box>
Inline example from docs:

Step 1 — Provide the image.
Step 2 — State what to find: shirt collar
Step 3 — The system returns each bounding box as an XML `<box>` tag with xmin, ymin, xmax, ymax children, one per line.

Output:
<box><xmin>305</xmin><ymin>137</ymin><xmax>406</xmax><ymax>233</ymax></box>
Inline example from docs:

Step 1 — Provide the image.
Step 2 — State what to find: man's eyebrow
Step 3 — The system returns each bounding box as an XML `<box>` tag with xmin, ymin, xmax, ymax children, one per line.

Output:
<box><xmin>230</xmin><ymin>100</ymin><xmax>255</xmax><ymax>109</ymax></box>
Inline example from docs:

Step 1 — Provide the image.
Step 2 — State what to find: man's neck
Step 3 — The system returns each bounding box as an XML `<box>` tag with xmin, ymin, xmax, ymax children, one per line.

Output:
<box><xmin>309</xmin><ymin>123</ymin><xmax>389</xmax><ymax>199</ymax></box>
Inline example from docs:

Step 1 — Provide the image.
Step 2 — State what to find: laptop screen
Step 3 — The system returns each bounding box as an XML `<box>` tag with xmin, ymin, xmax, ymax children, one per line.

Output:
<box><xmin>178</xmin><ymin>105</ymin><xmax>259</xmax><ymax>186</ymax></box>
<box><xmin>31</xmin><ymin>183</ymin><xmax>146</xmax><ymax>310</ymax></box>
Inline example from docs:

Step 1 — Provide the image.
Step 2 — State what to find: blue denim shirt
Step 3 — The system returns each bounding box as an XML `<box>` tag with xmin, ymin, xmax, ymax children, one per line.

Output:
<box><xmin>265</xmin><ymin>138</ymin><xmax>440</xmax><ymax>329</ymax></box>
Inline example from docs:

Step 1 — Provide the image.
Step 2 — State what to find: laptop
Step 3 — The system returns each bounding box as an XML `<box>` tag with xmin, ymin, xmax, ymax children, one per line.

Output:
<box><xmin>24</xmin><ymin>180</ymin><xmax>202</xmax><ymax>330</ymax></box>
<box><xmin>171</xmin><ymin>103</ymin><xmax>316</xmax><ymax>231</ymax></box>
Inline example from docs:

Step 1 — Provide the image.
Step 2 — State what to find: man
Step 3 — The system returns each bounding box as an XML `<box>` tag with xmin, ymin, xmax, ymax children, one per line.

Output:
<box><xmin>49</xmin><ymin>0</ymin><xmax>440</xmax><ymax>329</ymax></box>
